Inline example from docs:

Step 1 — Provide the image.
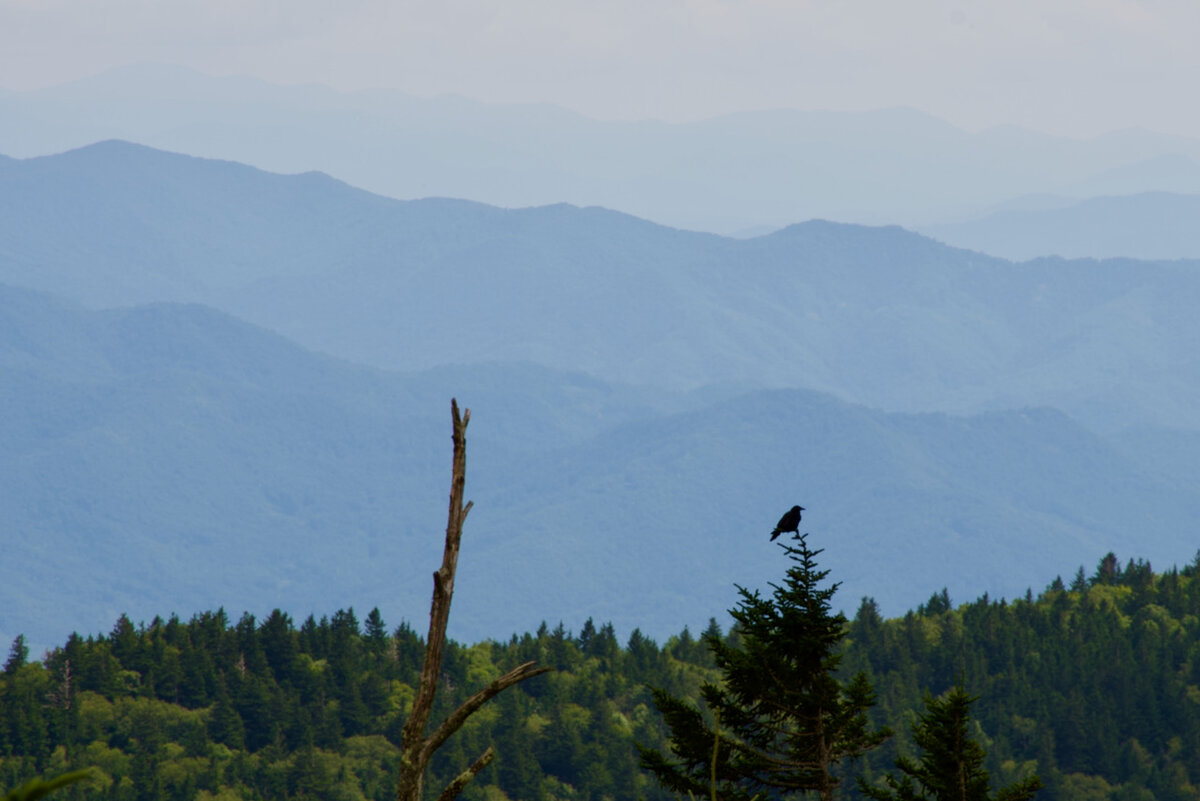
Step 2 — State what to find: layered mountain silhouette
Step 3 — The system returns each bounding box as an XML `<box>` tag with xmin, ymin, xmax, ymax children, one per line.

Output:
<box><xmin>3</xmin><ymin>141</ymin><xmax>1200</xmax><ymax>432</ymax></box>
<box><xmin>2</xmin><ymin>284</ymin><xmax>1198</xmax><ymax>651</ymax></box>
<box><xmin>4</xmin><ymin>141</ymin><xmax>1200</xmax><ymax>652</ymax></box>
<box><xmin>6</xmin><ymin>65</ymin><xmax>1200</xmax><ymax>231</ymax></box>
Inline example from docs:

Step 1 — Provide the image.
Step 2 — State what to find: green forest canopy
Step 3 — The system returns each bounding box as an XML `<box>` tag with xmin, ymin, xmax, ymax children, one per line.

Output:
<box><xmin>3</xmin><ymin>552</ymin><xmax>1199</xmax><ymax>801</ymax></box>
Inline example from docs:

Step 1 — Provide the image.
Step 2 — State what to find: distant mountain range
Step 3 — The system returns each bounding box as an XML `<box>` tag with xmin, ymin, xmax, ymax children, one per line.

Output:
<box><xmin>6</xmin><ymin>64</ymin><xmax>1200</xmax><ymax>236</ymax></box>
<box><xmin>4</xmin><ymin>139</ymin><xmax>1200</xmax><ymax>656</ymax></box>
<box><xmin>4</xmin><ymin>283</ymin><xmax>1198</xmax><ymax>655</ymax></box>
<box><xmin>4</xmin><ymin>141</ymin><xmax>1200</xmax><ymax>434</ymax></box>
<box><xmin>919</xmin><ymin>191</ymin><xmax>1200</xmax><ymax>260</ymax></box>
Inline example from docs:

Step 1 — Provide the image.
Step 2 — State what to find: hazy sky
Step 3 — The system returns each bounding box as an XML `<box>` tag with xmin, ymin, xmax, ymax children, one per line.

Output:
<box><xmin>2</xmin><ymin>0</ymin><xmax>1199</xmax><ymax>137</ymax></box>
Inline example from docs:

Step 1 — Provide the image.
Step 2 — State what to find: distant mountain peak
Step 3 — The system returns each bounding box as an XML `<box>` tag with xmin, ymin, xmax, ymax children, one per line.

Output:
<box><xmin>768</xmin><ymin>218</ymin><xmax>904</xmax><ymax>236</ymax></box>
<box><xmin>43</xmin><ymin>137</ymin><xmax>233</xmax><ymax>167</ymax></box>
<box><xmin>763</xmin><ymin>218</ymin><xmax>947</xmax><ymax>251</ymax></box>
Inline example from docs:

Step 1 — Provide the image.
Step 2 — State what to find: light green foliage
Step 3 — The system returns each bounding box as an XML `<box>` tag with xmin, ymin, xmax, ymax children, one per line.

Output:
<box><xmin>466</xmin><ymin>644</ymin><xmax>501</xmax><ymax>687</ymax></box>
<box><xmin>1056</xmin><ymin>773</ymin><xmax>1112</xmax><ymax>801</ymax></box>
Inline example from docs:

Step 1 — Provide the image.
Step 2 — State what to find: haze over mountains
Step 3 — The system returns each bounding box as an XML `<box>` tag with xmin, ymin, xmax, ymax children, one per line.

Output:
<box><xmin>3</xmin><ymin>140</ymin><xmax>1200</xmax><ymax>653</ymax></box>
<box><xmin>5</xmin><ymin>141</ymin><xmax>1200</xmax><ymax>433</ymax></box>
<box><xmin>4</xmin><ymin>283</ymin><xmax>1198</xmax><ymax>654</ymax></box>
<box><xmin>5</xmin><ymin>64</ymin><xmax>1200</xmax><ymax>252</ymax></box>
<box><xmin>917</xmin><ymin>191</ymin><xmax>1200</xmax><ymax>261</ymax></box>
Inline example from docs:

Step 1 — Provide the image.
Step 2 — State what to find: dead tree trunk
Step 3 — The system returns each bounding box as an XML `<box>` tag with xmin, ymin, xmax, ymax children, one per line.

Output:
<box><xmin>396</xmin><ymin>399</ymin><xmax>552</xmax><ymax>801</ymax></box>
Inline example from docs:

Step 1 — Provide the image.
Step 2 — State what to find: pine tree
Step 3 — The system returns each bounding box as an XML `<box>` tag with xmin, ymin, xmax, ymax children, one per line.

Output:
<box><xmin>1092</xmin><ymin>553</ymin><xmax>1121</xmax><ymax>586</ymax></box>
<box><xmin>1069</xmin><ymin>567</ymin><xmax>1088</xmax><ymax>593</ymax></box>
<box><xmin>3</xmin><ymin>636</ymin><xmax>28</xmax><ymax>675</ymax></box>
<box><xmin>859</xmin><ymin>683</ymin><xmax>1041</xmax><ymax>801</ymax></box>
<box><xmin>208</xmin><ymin>685</ymin><xmax>246</xmax><ymax>750</ymax></box>
<box><xmin>363</xmin><ymin>607</ymin><xmax>388</xmax><ymax>656</ymax></box>
<box><xmin>639</xmin><ymin>532</ymin><xmax>890</xmax><ymax>801</ymax></box>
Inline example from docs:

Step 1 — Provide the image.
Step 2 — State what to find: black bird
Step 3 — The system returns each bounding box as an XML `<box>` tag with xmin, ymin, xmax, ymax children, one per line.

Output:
<box><xmin>770</xmin><ymin>505</ymin><xmax>804</xmax><ymax>541</ymax></box>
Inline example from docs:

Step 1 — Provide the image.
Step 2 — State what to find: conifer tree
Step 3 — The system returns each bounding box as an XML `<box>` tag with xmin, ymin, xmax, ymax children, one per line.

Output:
<box><xmin>859</xmin><ymin>683</ymin><xmax>1041</xmax><ymax>801</ymax></box>
<box><xmin>3</xmin><ymin>636</ymin><xmax>27</xmax><ymax>676</ymax></box>
<box><xmin>639</xmin><ymin>532</ymin><xmax>890</xmax><ymax>801</ymax></box>
<box><xmin>364</xmin><ymin>608</ymin><xmax>388</xmax><ymax>655</ymax></box>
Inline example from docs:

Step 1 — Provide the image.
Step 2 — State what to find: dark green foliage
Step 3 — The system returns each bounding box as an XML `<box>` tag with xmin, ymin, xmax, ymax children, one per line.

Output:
<box><xmin>640</xmin><ymin>534</ymin><xmax>890</xmax><ymax>801</ymax></box>
<box><xmin>860</xmin><ymin>684</ymin><xmax>1041</xmax><ymax>801</ymax></box>
<box><xmin>3</xmin><ymin>639</ymin><xmax>28</xmax><ymax>677</ymax></box>
<box><xmin>363</xmin><ymin>609</ymin><xmax>388</xmax><ymax>657</ymax></box>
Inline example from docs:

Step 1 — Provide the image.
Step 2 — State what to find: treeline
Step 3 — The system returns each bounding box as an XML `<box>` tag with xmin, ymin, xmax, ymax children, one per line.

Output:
<box><xmin>0</xmin><ymin>608</ymin><xmax>716</xmax><ymax>801</ymax></box>
<box><xmin>3</xmin><ymin>552</ymin><xmax>1200</xmax><ymax>801</ymax></box>
<box><xmin>847</xmin><ymin>554</ymin><xmax>1200</xmax><ymax>801</ymax></box>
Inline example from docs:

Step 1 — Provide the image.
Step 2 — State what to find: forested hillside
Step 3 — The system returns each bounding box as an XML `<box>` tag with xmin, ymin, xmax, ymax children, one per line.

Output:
<box><xmin>3</xmin><ymin>553</ymin><xmax>1198</xmax><ymax>801</ymax></box>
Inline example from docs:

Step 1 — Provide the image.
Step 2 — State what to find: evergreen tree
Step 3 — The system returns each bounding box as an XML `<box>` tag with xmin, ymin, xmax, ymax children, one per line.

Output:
<box><xmin>860</xmin><ymin>683</ymin><xmax>1041</xmax><ymax>801</ymax></box>
<box><xmin>577</xmin><ymin>618</ymin><xmax>597</xmax><ymax>653</ymax></box>
<box><xmin>1092</xmin><ymin>553</ymin><xmax>1122</xmax><ymax>586</ymax></box>
<box><xmin>1069</xmin><ymin>567</ymin><xmax>1088</xmax><ymax>593</ymax></box>
<box><xmin>208</xmin><ymin>686</ymin><xmax>246</xmax><ymax>750</ymax></box>
<box><xmin>640</xmin><ymin>532</ymin><xmax>890</xmax><ymax>801</ymax></box>
<box><xmin>259</xmin><ymin>610</ymin><xmax>299</xmax><ymax>686</ymax></box>
<box><xmin>363</xmin><ymin>608</ymin><xmax>388</xmax><ymax>655</ymax></box>
<box><xmin>3</xmin><ymin>637</ymin><xmax>27</xmax><ymax>676</ymax></box>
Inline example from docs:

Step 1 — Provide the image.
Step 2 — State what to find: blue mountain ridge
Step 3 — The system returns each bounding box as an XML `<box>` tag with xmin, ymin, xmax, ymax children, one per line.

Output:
<box><xmin>4</xmin><ymin>141</ymin><xmax>1200</xmax><ymax>433</ymax></box>
<box><xmin>2</xmin><ymin>284</ymin><xmax>1195</xmax><ymax>654</ymax></box>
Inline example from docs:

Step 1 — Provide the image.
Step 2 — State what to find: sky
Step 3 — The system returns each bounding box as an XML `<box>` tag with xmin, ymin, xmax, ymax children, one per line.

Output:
<box><xmin>2</xmin><ymin>0</ymin><xmax>1200</xmax><ymax>138</ymax></box>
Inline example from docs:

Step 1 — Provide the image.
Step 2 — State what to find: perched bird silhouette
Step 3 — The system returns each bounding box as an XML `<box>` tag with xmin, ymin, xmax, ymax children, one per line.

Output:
<box><xmin>770</xmin><ymin>505</ymin><xmax>805</xmax><ymax>541</ymax></box>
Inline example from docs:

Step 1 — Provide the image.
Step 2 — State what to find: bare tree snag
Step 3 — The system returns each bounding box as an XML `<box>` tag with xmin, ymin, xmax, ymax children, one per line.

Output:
<box><xmin>396</xmin><ymin>399</ymin><xmax>553</xmax><ymax>801</ymax></box>
<box><xmin>435</xmin><ymin>748</ymin><xmax>495</xmax><ymax>801</ymax></box>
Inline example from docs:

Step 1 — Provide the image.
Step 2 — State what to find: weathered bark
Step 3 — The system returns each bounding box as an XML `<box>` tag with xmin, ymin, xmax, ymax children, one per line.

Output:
<box><xmin>420</xmin><ymin>660</ymin><xmax>552</xmax><ymax>767</ymax></box>
<box><xmin>396</xmin><ymin>400</ymin><xmax>551</xmax><ymax>801</ymax></box>
<box><xmin>435</xmin><ymin>748</ymin><xmax>495</xmax><ymax>801</ymax></box>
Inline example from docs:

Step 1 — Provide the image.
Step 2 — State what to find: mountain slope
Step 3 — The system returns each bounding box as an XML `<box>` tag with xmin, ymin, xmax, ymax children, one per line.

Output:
<box><xmin>3</xmin><ymin>286</ymin><xmax>1197</xmax><ymax>652</ymax></box>
<box><xmin>4</xmin><ymin>141</ymin><xmax>1200</xmax><ymax>432</ymax></box>
<box><xmin>469</xmin><ymin>390</ymin><xmax>1200</xmax><ymax>639</ymax></box>
<box><xmin>0</xmin><ymin>284</ymin><xmax>672</xmax><ymax>650</ymax></box>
